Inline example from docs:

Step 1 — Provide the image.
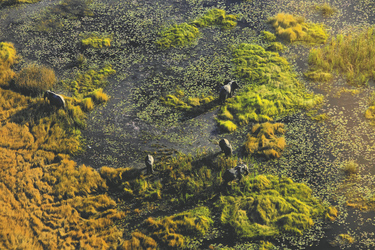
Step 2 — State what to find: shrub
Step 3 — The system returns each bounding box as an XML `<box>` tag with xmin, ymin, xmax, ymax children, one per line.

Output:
<box><xmin>0</xmin><ymin>42</ymin><xmax>18</xmax><ymax>88</ymax></box>
<box><xmin>13</xmin><ymin>64</ymin><xmax>56</xmax><ymax>96</ymax></box>
<box><xmin>268</xmin><ymin>13</ymin><xmax>328</xmax><ymax>44</ymax></box>
<box><xmin>191</xmin><ymin>8</ymin><xmax>237</xmax><ymax>29</ymax></box>
<box><xmin>156</xmin><ymin>23</ymin><xmax>200</xmax><ymax>49</ymax></box>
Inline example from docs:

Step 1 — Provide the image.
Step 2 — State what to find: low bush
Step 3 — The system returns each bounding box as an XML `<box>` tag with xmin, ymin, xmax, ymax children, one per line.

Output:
<box><xmin>0</xmin><ymin>42</ymin><xmax>18</xmax><ymax>88</ymax></box>
<box><xmin>13</xmin><ymin>64</ymin><xmax>56</xmax><ymax>97</ymax></box>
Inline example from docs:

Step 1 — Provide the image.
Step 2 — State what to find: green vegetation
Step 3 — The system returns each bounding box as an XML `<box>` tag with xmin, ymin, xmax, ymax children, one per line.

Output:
<box><xmin>0</xmin><ymin>0</ymin><xmax>40</xmax><ymax>6</ymax></box>
<box><xmin>244</xmin><ymin>122</ymin><xmax>286</xmax><ymax>159</ymax></box>
<box><xmin>341</xmin><ymin>160</ymin><xmax>358</xmax><ymax>176</ymax></box>
<box><xmin>267</xmin><ymin>42</ymin><xmax>285</xmax><ymax>51</ymax></box>
<box><xmin>217</xmin><ymin>175</ymin><xmax>327</xmax><ymax>239</ymax></box>
<box><xmin>262</xmin><ymin>31</ymin><xmax>276</xmax><ymax>42</ymax></box>
<box><xmin>81</xmin><ymin>33</ymin><xmax>112</xmax><ymax>48</ymax></box>
<box><xmin>161</xmin><ymin>89</ymin><xmax>215</xmax><ymax>112</ymax></box>
<box><xmin>13</xmin><ymin>64</ymin><xmax>56</xmax><ymax>97</ymax></box>
<box><xmin>217</xmin><ymin>43</ymin><xmax>322</xmax><ymax>132</ymax></box>
<box><xmin>306</xmin><ymin>27</ymin><xmax>375</xmax><ymax>86</ymax></box>
<box><xmin>192</xmin><ymin>8</ymin><xmax>237</xmax><ymax>30</ymax></box>
<box><xmin>315</xmin><ymin>3</ymin><xmax>337</xmax><ymax>17</ymax></box>
<box><xmin>268</xmin><ymin>13</ymin><xmax>328</xmax><ymax>44</ymax></box>
<box><xmin>156</xmin><ymin>23</ymin><xmax>200</xmax><ymax>49</ymax></box>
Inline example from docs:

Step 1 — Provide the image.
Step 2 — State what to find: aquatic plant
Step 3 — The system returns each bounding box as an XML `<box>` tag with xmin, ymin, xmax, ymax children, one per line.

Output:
<box><xmin>13</xmin><ymin>64</ymin><xmax>56</xmax><ymax>97</ymax></box>
<box><xmin>217</xmin><ymin>43</ymin><xmax>323</xmax><ymax>132</ymax></box>
<box><xmin>267</xmin><ymin>42</ymin><xmax>285</xmax><ymax>51</ymax></box>
<box><xmin>268</xmin><ymin>13</ymin><xmax>328</xmax><ymax>44</ymax></box>
<box><xmin>81</xmin><ymin>33</ymin><xmax>112</xmax><ymax>48</ymax></box>
<box><xmin>340</xmin><ymin>160</ymin><xmax>358</xmax><ymax>176</ymax></box>
<box><xmin>191</xmin><ymin>8</ymin><xmax>237</xmax><ymax>29</ymax></box>
<box><xmin>217</xmin><ymin>175</ymin><xmax>327</xmax><ymax>240</ymax></box>
<box><xmin>306</xmin><ymin>27</ymin><xmax>375</xmax><ymax>86</ymax></box>
<box><xmin>315</xmin><ymin>3</ymin><xmax>337</xmax><ymax>17</ymax></box>
<box><xmin>156</xmin><ymin>23</ymin><xmax>200</xmax><ymax>49</ymax></box>
<box><xmin>262</xmin><ymin>31</ymin><xmax>276</xmax><ymax>42</ymax></box>
<box><xmin>244</xmin><ymin>122</ymin><xmax>286</xmax><ymax>159</ymax></box>
<box><xmin>161</xmin><ymin>89</ymin><xmax>215</xmax><ymax>112</ymax></box>
<box><xmin>0</xmin><ymin>42</ymin><xmax>18</xmax><ymax>88</ymax></box>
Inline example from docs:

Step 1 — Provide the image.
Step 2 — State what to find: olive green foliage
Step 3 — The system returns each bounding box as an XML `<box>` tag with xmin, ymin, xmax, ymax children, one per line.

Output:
<box><xmin>64</xmin><ymin>65</ymin><xmax>115</xmax><ymax>96</ymax></box>
<box><xmin>216</xmin><ymin>43</ymin><xmax>322</xmax><ymax>132</ymax></box>
<box><xmin>267</xmin><ymin>42</ymin><xmax>285</xmax><ymax>51</ymax></box>
<box><xmin>340</xmin><ymin>160</ymin><xmax>358</xmax><ymax>176</ymax></box>
<box><xmin>156</xmin><ymin>23</ymin><xmax>200</xmax><ymax>49</ymax></box>
<box><xmin>161</xmin><ymin>89</ymin><xmax>215</xmax><ymax>112</ymax></box>
<box><xmin>0</xmin><ymin>0</ymin><xmax>40</xmax><ymax>6</ymax></box>
<box><xmin>244</xmin><ymin>122</ymin><xmax>286</xmax><ymax>159</ymax></box>
<box><xmin>13</xmin><ymin>64</ymin><xmax>56</xmax><ymax>97</ymax></box>
<box><xmin>315</xmin><ymin>3</ymin><xmax>337</xmax><ymax>17</ymax></box>
<box><xmin>268</xmin><ymin>13</ymin><xmax>328</xmax><ymax>44</ymax></box>
<box><xmin>142</xmin><ymin>206</ymin><xmax>213</xmax><ymax>249</ymax></box>
<box><xmin>262</xmin><ymin>31</ymin><xmax>276</xmax><ymax>42</ymax></box>
<box><xmin>81</xmin><ymin>33</ymin><xmax>112</xmax><ymax>48</ymax></box>
<box><xmin>217</xmin><ymin>175</ymin><xmax>326</xmax><ymax>239</ymax></box>
<box><xmin>0</xmin><ymin>42</ymin><xmax>18</xmax><ymax>88</ymax></box>
<box><xmin>191</xmin><ymin>8</ymin><xmax>237</xmax><ymax>29</ymax></box>
<box><xmin>306</xmin><ymin>27</ymin><xmax>375</xmax><ymax>86</ymax></box>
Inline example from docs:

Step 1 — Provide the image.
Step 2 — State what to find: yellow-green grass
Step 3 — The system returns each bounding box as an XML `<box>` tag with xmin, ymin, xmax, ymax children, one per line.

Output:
<box><xmin>81</xmin><ymin>33</ymin><xmax>112</xmax><ymax>48</ymax></box>
<box><xmin>244</xmin><ymin>122</ymin><xmax>286</xmax><ymax>159</ymax></box>
<box><xmin>306</xmin><ymin>27</ymin><xmax>375</xmax><ymax>86</ymax></box>
<box><xmin>217</xmin><ymin>175</ymin><xmax>329</xmax><ymax>239</ymax></box>
<box><xmin>191</xmin><ymin>8</ymin><xmax>237</xmax><ymax>30</ymax></box>
<box><xmin>217</xmin><ymin>43</ymin><xmax>323</xmax><ymax>132</ymax></box>
<box><xmin>267</xmin><ymin>42</ymin><xmax>286</xmax><ymax>51</ymax></box>
<box><xmin>156</xmin><ymin>23</ymin><xmax>200</xmax><ymax>49</ymax></box>
<box><xmin>161</xmin><ymin>89</ymin><xmax>215</xmax><ymax>111</ymax></box>
<box><xmin>315</xmin><ymin>3</ymin><xmax>337</xmax><ymax>17</ymax></box>
<box><xmin>64</xmin><ymin>65</ymin><xmax>115</xmax><ymax>96</ymax></box>
<box><xmin>262</xmin><ymin>30</ymin><xmax>276</xmax><ymax>42</ymax></box>
<box><xmin>13</xmin><ymin>64</ymin><xmax>56</xmax><ymax>97</ymax></box>
<box><xmin>268</xmin><ymin>13</ymin><xmax>328</xmax><ymax>44</ymax></box>
<box><xmin>0</xmin><ymin>42</ymin><xmax>18</xmax><ymax>88</ymax></box>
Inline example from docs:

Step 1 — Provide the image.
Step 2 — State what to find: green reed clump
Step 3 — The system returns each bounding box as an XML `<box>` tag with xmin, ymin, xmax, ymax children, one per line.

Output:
<box><xmin>161</xmin><ymin>89</ymin><xmax>215</xmax><ymax>112</ymax></box>
<box><xmin>191</xmin><ymin>8</ymin><xmax>237</xmax><ymax>29</ymax></box>
<box><xmin>268</xmin><ymin>13</ymin><xmax>328</xmax><ymax>44</ymax></box>
<box><xmin>244</xmin><ymin>122</ymin><xmax>286</xmax><ymax>159</ymax></box>
<box><xmin>81</xmin><ymin>33</ymin><xmax>112</xmax><ymax>48</ymax></box>
<box><xmin>13</xmin><ymin>64</ymin><xmax>56</xmax><ymax>97</ymax></box>
<box><xmin>217</xmin><ymin>43</ymin><xmax>322</xmax><ymax>132</ymax></box>
<box><xmin>315</xmin><ymin>3</ymin><xmax>337</xmax><ymax>17</ymax></box>
<box><xmin>156</xmin><ymin>23</ymin><xmax>200</xmax><ymax>49</ymax></box>
<box><xmin>217</xmin><ymin>175</ymin><xmax>327</xmax><ymax>240</ymax></box>
<box><xmin>142</xmin><ymin>206</ymin><xmax>213</xmax><ymax>249</ymax></box>
<box><xmin>306</xmin><ymin>27</ymin><xmax>375</xmax><ymax>86</ymax></box>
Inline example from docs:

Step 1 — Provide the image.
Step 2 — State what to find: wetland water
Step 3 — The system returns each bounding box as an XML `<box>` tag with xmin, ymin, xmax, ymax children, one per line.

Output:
<box><xmin>3</xmin><ymin>0</ymin><xmax>375</xmax><ymax>248</ymax></box>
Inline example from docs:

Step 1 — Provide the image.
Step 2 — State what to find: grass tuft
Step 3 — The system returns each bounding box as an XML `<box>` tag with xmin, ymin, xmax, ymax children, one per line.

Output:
<box><xmin>191</xmin><ymin>9</ymin><xmax>237</xmax><ymax>29</ymax></box>
<box><xmin>0</xmin><ymin>42</ymin><xmax>18</xmax><ymax>88</ymax></box>
<box><xmin>156</xmin><ymin>23</ymin><xmax>200</xmax><ymax>49</ymax></box>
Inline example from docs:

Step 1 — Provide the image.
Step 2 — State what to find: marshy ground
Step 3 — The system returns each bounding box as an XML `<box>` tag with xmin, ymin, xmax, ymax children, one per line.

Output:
<box><xmin>2</xmin><ymin>0</ymin><xmax>375</xmax><ymax>249</ymax></box>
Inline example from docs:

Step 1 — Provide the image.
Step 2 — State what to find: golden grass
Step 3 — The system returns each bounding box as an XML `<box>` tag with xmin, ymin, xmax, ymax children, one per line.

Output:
<box><xmin>0</xmin><ymin>42</ymin><xmax>18</xmax><ymax>88</ymax></box>
<box><xmin>13</xmin><ymin>64</ymin><xmax>56</xmax><ymax>96</ymax></box>
<box><xmin>0</xmin><ymin>45</ymin><xmax>125</xmax><ymax>249</ymax></box>
<box><xmin>244</xmin><ymin>122</ymin><xmax>286</xmax><ymax>159</ymax></box>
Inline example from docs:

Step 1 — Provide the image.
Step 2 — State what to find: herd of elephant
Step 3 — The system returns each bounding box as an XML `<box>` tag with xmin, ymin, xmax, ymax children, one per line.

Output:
<box><xmin>44</xmin><ymin>80</ymin><xmax>246</xmax><ymax>183</ymax></box>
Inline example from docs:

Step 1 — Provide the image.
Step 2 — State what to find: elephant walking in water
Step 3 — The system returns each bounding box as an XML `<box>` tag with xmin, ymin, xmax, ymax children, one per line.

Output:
<box><xmin>219</xmin><ymin>80</ymin><xmax>239</xmax><ymax>104</ymax></box>
<box><xmin>145</xmin><ymin>154</ymin><xmax>154</xmax><ymax>175</ymax></box>
<box><xmin>219</xmin><ymin>138</ymin><xmax>232</xmax><ymax>157</ymax></box>
<box><xmin>44</xmin><ymin>90</ymin><xmax>65</xmax><ymax>109</ymax></box>
<box><xmin>223</xmin><ymin>164</ymin><xmax>250</xmax><ymax>184</ymax></box>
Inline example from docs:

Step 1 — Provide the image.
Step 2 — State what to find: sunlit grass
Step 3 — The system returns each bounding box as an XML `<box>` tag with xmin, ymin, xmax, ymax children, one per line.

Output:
<box><xmin>0</xmin><ymin>42</ymin><xmax>18</xmax><ymax>88</ymax></box>
<box><xmin>156</xmin><ymin>23</ymin><xmax>200</xmax><ymax>49</ymax></box>
<box><xmin>191</xmin><ymin>8</ymin><xmax>237</xmax><ymax>29</ymax></box>
<box><xmin>306</xmin><ymin>27</ymin><xmax>375</xmax><ymax>86</ymax></box>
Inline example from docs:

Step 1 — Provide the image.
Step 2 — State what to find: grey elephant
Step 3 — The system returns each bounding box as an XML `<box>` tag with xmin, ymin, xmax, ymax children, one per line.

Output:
<box><xmin>223</xmin><ymin>163</ymin><xmax>250</xmax><ymax>184</ymax></box>
<box><xmin>219</xmin><ymin>138</ymin><xmax>232</xmax><ymax>157</ymax></box>
<box><xmin>145</xmin><ymin>154</ymin><xmax>154</xmax><ymax>175</ymax></box>
<box><xmin>219</xmin><ymin>80</ymin><xmax>239</xmax><ymax>104</ymax></box>
<box><xmin>44</xmin><ymin>90</ymin><xmax>65</xmax><ymax>109</ymax></box>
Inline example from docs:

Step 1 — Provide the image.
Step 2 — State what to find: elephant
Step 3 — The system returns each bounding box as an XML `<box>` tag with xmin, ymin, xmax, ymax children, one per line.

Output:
<box><xmin>219</xmin><ymin>138</ymin><xmax>232</xmax><ymax>157</ymax></box>
<box><xmin>219</xmin><ymin>80</ymin><xmax>239</xmax><ymax>104</ymax></box>
<box><xmin>145</xmin><ymin>154</ymin><xmax>154</xmax><ymax>175</ymax></box>
<box><xmin>223</xmin><ymin>163</ymin><xmax>250</xmax><ymax>184</ymax></box>
<box><xmin>44</xmin><ymin>90</ymin><xmax>65</xmax><ymax>109</ymax></box>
